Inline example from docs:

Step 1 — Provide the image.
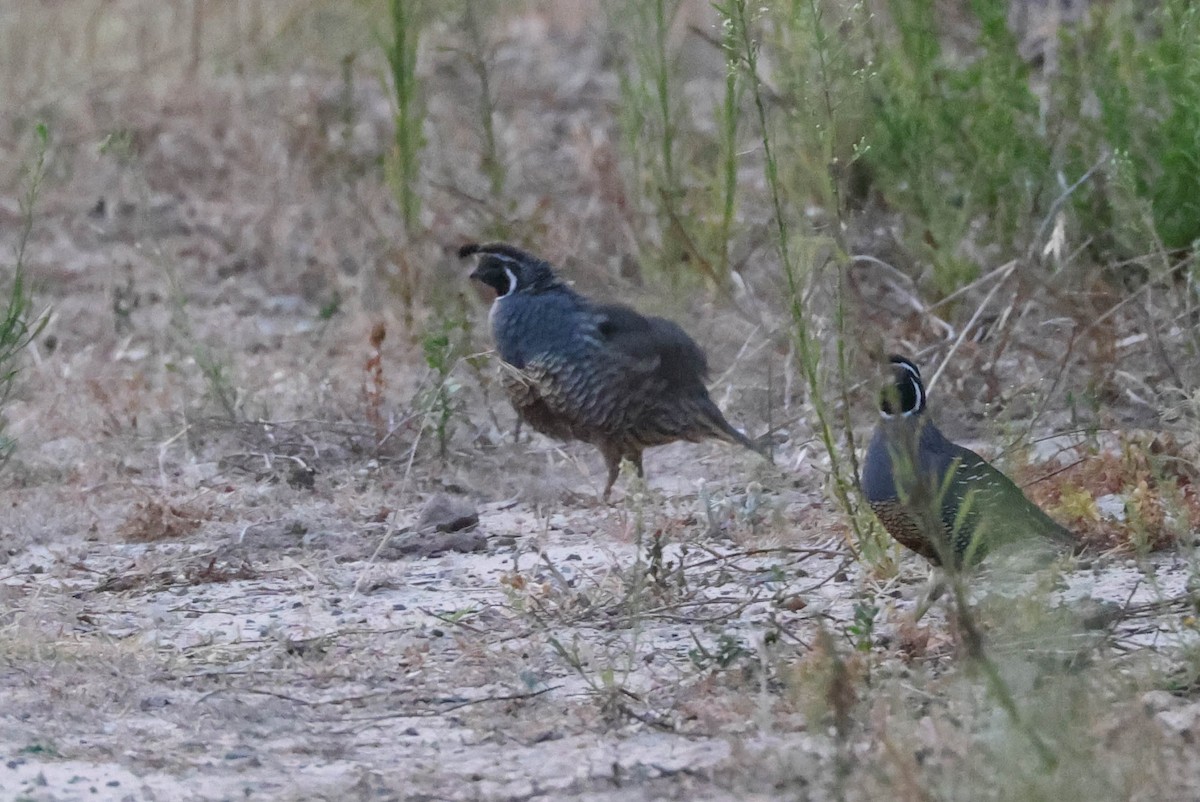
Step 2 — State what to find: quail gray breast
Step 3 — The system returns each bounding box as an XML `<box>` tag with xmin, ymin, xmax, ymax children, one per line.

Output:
<box><xmin>460</xmin><ymin>242</ymin><xmax>766</xmax><ymax>498</ymax></box>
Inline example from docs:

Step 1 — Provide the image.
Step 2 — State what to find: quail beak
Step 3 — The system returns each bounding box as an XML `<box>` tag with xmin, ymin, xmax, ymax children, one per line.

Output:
<box><xmin>468</xmin><ymin>267</ymin><xmax>494</xmax><ymax>299</ymax></box>
<box><xmin>468</xmin><ymin>265</ymin><xmax>506</xmax><ymax>300</ymax></box>
<box><xmin>879</xmin><ymin>379</ymin><xmax>901</xmax><ymax>417</ymax></box>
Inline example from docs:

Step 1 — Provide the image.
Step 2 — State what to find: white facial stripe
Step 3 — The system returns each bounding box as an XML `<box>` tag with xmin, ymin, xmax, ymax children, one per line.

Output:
<box><xmin>483</xmin><ymin>253</ymin><xmax>522</xmax><ymax>267</ymax></box>
<box><xmin>896</xmin><ymin>359</ymin><xmax>920</xmax><ymax>381</ymax></box>
<box><xmin>879</xmin><ymin>361</ymin><xmax>924</xmax><ymax>419</ymax></box>
<box><xmin>498</xmin><ymin>266</ymin><xmax>518</xmax><ymax>298</ymax></box>
<box><xmin>472</xmin><ymin>251</ymin><xmax>524</xmax><ymax>300</ymax></box>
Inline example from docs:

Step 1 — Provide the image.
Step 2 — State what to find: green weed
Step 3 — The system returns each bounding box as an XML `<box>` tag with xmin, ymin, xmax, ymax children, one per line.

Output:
<box><xmin>846</xmin><ymin>599</ymin><xmax>878</xmax><ymax>653</ymax></box>
<box><xmin>418</xmin><ymin>305</ymin><xmax>471</xmax><ymax>460</ymax></box>
<box><xmin>460</xmin><ymin>1</ymin><xmax>505</xmax><ymax>202</ymax></box>
<box><xmin>381</xmin><ymin>0</ymin><xmax>427</xmax><ymax>235</ymax></box>
<box><xmin>162</xmin><ymin>258</ymin><xmax>242</xmax><ymax>419</ymax></box>
<box><xmin>607</xmin><ymin>0</ymin><xmax>736</xmax><ymax>288</ymax></box>
<box><xmin>1056</xmin><ymin>0</ymin><xmax>1200</xmax><ymax>259</ymax></box>
<box><xmin>864</xmin><ymin>0</ymin><xmax>1050</xmax><ymax>293</ymax></box>
<box><xmin>688</xmin><ymin>631</ymin><xmax>751</xmax><ymax>670</ymax></box>
<box><xmin>1</xmin><ymin>124</ymin><xmax>51</xmax><ymax>467</ymax></box>
<box><xmin>609</xmin><ymin>0</ymin><xmax>683</xmax><ymax>272</ymax></box>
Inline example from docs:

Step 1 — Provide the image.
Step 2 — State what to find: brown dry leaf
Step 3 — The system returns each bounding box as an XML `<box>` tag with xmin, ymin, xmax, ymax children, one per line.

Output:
<box><xmin>780</xmin><ymin>595</ymin><xmax>808</xmax><ymax>612</ymax></box>
<box><xmin>116</xmin><ymin>499</ymin><xmax>210</xmax><ymax>543</ymax></box>
<box><xmin>896</xmin><ymin>619</ymin><xmax>932</xmax><ymax>662</ymax></box>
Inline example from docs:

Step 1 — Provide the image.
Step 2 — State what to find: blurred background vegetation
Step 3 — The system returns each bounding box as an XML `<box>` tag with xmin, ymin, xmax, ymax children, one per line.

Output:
<box><xmin>4</xmin><ymin>0</ymin><xmax>1196</xmax><ymax>289</ymax></box>
<box><xmin>3</xmin><ymin>0</ymin><xmax>1198</xmax><ymax>537</ymax></box>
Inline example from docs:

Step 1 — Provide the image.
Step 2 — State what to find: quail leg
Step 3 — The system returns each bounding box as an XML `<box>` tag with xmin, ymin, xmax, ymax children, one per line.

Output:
<box><xmin>621</xmin><ymin>450</ymin><xmax>647</xmax><ymax>496</ymax></box>
<box><xmin>913</xmin><ymin>567</ymin><xmax>948</xmax><ymax>622</ymax></box>
<box><xmin>600</xmin><ymin>448</ymin><xmax>646</xmax><ymax>501</ymax></box>
<box><xmin>601</xmin><ymin>445</ymin><xmax>622</xmax><ymax>501</ymax></box>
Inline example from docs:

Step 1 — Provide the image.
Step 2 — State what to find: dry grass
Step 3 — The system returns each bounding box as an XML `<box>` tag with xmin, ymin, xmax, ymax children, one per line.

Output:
<box><xmin>0</xmin><ymin>1</ymin><xmax>1198</xmax><ymax>800</ymax></box>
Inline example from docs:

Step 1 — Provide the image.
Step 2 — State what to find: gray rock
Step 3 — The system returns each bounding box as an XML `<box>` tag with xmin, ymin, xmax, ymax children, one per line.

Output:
<box><xmin>1156</xmin><ymin>702</ymin><xmax>1200</xmax><ymax>743</ymax></box>
<box><xmin>1142</xmin><ymin>690</ymin><xmax>1183</xmax><ymax>714</ymax></box>
<box><xmin>385</xmin><ymin>529</ymin><xmax>488</xmax><ymax>558</ymax></box>
<box><xmin>416</xmin><ymin>494</ymin><xmax>480</xmax><ymax>533</ymax></box>
<box><xmin>1096</xmin><ymin>493</ymin><xmax>1127</xmax><ymax>521</ymax></box>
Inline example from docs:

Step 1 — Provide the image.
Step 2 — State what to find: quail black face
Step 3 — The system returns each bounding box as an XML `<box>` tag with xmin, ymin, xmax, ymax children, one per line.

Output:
<box><xmin>460</xmin><ymin>242</ymin><xmax>558</xmax><ymax>299</ymax></box>
<box><xmin>469</xmin><ymin>258</ymin><xmax>517</xmax><ymax>298</ymax></box>
<box><xmin>879</xmin><ymin>354</ymin><xmax>925</xmax><ymax>417</ymax></box>
<box><xmin>462</xmin><ymin>246</ymin><xmax>520</xmax><ymax>298</ymax></box>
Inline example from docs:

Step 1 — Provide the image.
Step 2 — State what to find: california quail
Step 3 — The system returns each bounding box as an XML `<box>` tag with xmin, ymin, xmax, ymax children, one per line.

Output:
<box><xmin>862</xmin><ymin>355</ymin><xmax>1076</xmax><ymax>569</ymax></box>
<box><xmin>460</xmin><ymin>242</ymin><xmax>766</xmax><ymax>498</ymax></box>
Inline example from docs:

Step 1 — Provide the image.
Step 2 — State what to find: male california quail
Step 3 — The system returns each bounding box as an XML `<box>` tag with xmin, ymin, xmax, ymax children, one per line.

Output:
<box><xmin>460</xmin><ymin>242</ymin><xmax>766</xmax><ymax>498</ymax></box>
<box><xmin>862</xmin><ymin>355</ymin><xmax>1076</xmax><ymax>569</ymax></box>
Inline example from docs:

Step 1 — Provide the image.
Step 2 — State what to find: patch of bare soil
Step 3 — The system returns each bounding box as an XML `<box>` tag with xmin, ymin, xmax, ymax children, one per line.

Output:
<box><xmin>2</xmin><ymin>476</ymin><xmax>1197</xmax><ymax>800</ymax></box>
<box><xmin>1</xmin><ymin>3</ymin><xmax>1198</xmax><ymax>801</ymax></box>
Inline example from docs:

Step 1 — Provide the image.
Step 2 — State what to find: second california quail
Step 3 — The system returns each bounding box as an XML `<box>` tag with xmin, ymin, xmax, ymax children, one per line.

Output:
<box><xmin>460</xmin><ymin>242</ymin><xmax>766</xmax><ymax>498</ymax></box>
<box><xmin>862</xmin><ymin>355</ymin><xmax>1076</xmax><ymax>569</ymax></box>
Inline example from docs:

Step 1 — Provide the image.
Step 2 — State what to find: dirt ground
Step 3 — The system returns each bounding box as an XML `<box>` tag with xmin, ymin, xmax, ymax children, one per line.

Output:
<box><xmin>2</xmin><ymin>3</ymin><xmax>1199</xmax><ymax>801</ymax></box>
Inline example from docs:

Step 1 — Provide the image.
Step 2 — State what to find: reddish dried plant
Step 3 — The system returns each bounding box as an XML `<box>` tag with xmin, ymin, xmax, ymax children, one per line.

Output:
<box><xmin>363</xmin><ymin>322</ymin><xmax>387</xmax><ymax>441</ymax></box>
<box><xmin>1018</xmin><ymin>434</ymin><xmax>1200</xmax><ymax>553</ymax></box>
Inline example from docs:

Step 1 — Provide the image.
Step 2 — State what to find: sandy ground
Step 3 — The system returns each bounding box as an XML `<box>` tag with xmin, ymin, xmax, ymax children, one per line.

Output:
<box><xmin>3</xmin><ymin>437</ymin><xmax>1197</xmax><ymax>800</ymax></box>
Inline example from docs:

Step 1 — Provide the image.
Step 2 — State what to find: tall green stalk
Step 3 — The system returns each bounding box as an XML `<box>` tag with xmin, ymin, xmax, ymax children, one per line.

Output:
<box><xmin>651</xmin><ymin>0</ymin><xmax>677</xmax><ymax>208</ymax></box>
<box><xmin>610</xmin><ymin>0</ymin><xmax>694</xmax><ymax>278</ymax></box>
<box><xmin>383</xmin><ymin>0</ymin><xmax>425</xmax><ymax>234</ymax></box>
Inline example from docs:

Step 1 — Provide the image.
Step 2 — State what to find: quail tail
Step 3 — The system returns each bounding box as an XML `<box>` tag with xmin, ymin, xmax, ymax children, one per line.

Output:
<box><xmin>1036</xmin><ymin>509</ymin><xmax>1079</xmax><ymax>550</ymax></box>
<box><xmin>693</xmin><ymin>397</ymin><xmax>769</xmax><ymax>458</ymax></box>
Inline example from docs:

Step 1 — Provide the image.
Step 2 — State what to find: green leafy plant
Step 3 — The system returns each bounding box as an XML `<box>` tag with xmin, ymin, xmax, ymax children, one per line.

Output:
<box><xmin>1057</xmin><ymin>0</ymin><xmax>1200</xmax><ymax>257</ymax></box>
<box><xmin>846</xmin><ymin>600</ymin><xmax>878</xmax><ymax>653</ymax></box>
<box><xmin>608</xmin><ymin>0</ymin><xmax>734</xmax><ymax>288</ymax></box>
<box><xmin>766</xmin><ymin>0</ymin><xmax>870</xmax><ymax>226</ymax></box>
<box><xmin>688</xmin><ymin>631</ymin><xmax>750</xmax><ymax>670</ymax></box>
<box><xmin>865</xmin><ymin>0</ymin><xmax>1050</xmax><ymax>293</ymax></box>
<box><xmin>610</xmin><ymin>0</ymin><xmax>683</xmax><ymax>272</ymax></box>
<box><xmin>461</xmin><ymin>1</ymin><xmax>504</xmax><ymax>201</ymax></box>
<box><xmin>1</xmin><ymin>124</ymin><xmax>51</xmax><ymax>466</ymax></box>
<box><xmin>419</xmin><ymin>310</ymin><xmax>470</xmax><ymax>460</ymax></box>
<box><xmin>163</xmin><ymin>258</ymin><xmax>241</xmax><ymax>419</ymax></box>
<box><xmin>711</xmin><ymin>15</ymin><xmax>744</xmax><ymax>281</ymax></box>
